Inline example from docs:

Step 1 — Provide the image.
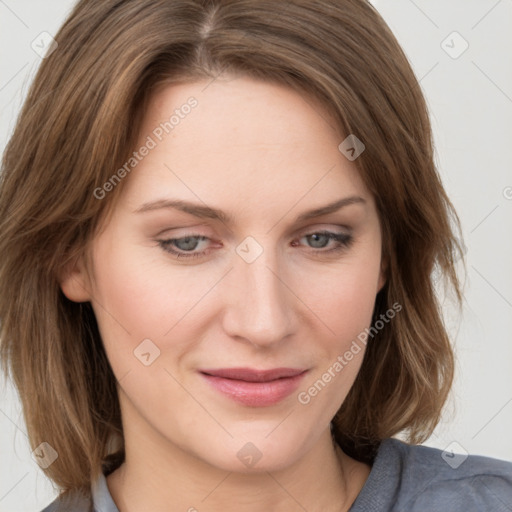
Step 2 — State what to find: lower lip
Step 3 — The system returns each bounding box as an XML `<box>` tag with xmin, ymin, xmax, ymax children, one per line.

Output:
<box><xmin>200</xmin><ymin>371</ymin><xmax>308</xmax><ymax>407</ymax></box>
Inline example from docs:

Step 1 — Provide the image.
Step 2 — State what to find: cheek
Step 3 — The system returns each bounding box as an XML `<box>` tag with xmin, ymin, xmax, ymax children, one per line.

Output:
<box><xmin>293</xmin><ymin>266</ymin><xmax>378</xmax><ymax>418</ymax></box>
<box><xmin>90</xmin><ymin>240</ymin><xmax>213</xmax><ymax>338</ymax></box>
<box><xmin>297</xmin><ymin>251</ymin><xmax>381</xmax><ymax>345</ymax></box>
<box><xmin>291</xmin><ymin>244</ymin><xmax>381</xmax><ymax>413</ymax></box>
<box><xmin>88</xmin><ymin>240</ymin><xmax>227</xmax><ymax>384</ymax></box>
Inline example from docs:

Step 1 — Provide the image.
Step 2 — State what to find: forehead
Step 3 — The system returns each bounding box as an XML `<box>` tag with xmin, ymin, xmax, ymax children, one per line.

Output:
<box><xmin>119</xmin><ymin>76</ymin><xmax>371</xmax><ymax>217</ymax></box>
<box><xmin>147</xmin><ymin>74</ymin><xmax>341</xmax><ymax>140</ymax></box>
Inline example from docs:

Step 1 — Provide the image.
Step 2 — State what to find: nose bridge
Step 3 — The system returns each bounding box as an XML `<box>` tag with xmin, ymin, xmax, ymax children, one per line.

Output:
<box><xmin>222</xmin><ymin>239</ymin><xmax>294</xmax><ymax>346</ymax></box>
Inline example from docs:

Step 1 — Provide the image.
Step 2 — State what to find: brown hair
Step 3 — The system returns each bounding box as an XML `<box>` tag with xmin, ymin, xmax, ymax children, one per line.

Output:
<box><xmin>0</xmin><ymin>0</ymin><xmax>465</xmax><ymax>496</ymax></box>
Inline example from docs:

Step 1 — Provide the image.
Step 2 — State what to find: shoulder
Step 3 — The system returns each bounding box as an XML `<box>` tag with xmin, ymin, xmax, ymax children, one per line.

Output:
<box><xmin>39</xmin><ymin>472</ymin><xmax>117</xmax><ymax>512</ymax></box>
<box><xmin>39</xmin><ymin>488</ymin><xmax>92</xmax><ymax>512</ymax></box>
<box><xmin>351</xmin><ymin>438</ymin><xmax>512</xmax><ymax>512</ymax></box>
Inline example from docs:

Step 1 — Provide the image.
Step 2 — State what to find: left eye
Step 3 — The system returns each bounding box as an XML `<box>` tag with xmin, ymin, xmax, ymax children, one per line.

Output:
<box><xmin>158</xmin><ymin>230</ymin><xmax>353</xmax><ymax>259</ymax></box>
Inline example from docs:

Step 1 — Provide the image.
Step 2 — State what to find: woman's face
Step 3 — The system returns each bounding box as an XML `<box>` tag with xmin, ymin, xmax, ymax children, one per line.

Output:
<box><xmin>62</xmin><ymin>75</ymin><xmax>385</xmax><ymax>472</ymax></box>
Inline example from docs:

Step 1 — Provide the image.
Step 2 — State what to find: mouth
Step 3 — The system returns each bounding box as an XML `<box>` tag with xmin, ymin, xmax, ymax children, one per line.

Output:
<box><xmin>199</xmin><ymin>367</ymin><xmax>309</xmax><ymax>407</ymax></box>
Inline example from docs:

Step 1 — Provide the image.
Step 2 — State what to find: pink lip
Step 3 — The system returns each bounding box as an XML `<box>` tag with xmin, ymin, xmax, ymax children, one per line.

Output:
<box><xmin>199</xmin><ymin>367</ymin><xmax>308</xmax><ymax>407</ymax></box>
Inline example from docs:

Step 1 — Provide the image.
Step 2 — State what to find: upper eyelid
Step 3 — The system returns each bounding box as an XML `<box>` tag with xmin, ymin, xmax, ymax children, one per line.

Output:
<box><xmin>157</xmin><ymin>223</ymin><xmax>353</xmax><ymax>238</ymax></box>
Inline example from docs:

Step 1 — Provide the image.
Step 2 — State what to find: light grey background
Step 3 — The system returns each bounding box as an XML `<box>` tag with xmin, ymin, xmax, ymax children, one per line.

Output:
<box><xmin>1</xmin><ymin>1</ymin><xmax>511</xmax><ymax>511</ymax></box>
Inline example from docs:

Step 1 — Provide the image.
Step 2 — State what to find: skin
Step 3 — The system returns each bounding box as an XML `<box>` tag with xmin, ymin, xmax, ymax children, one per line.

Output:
<box><xmin>61</xmin><ymin>74</ymin><xmax>386</xmax><ymax>512</ymax></box>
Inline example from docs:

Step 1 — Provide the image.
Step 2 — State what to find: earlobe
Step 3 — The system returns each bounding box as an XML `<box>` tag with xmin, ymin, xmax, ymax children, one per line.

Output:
<box><xmin>377</xmin><ymin>258</ymin><xmax>387</xmax><ymax>293</ymax></box>
<box><xmin>59</xmin><ymin>256</ymin><xmax>92</xmax><ymax>303</ymax></box>
<box><xmin>377</xmin><ymin>273</ymin><xmax>386</xmax><ymax>293</ymax></box>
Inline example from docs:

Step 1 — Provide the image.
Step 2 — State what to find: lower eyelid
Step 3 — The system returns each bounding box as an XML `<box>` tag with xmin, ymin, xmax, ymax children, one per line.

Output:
<box><xmin>158</xmin><ymin>231</ymin><xmax>352</xmax><ymax>257</ymax></box>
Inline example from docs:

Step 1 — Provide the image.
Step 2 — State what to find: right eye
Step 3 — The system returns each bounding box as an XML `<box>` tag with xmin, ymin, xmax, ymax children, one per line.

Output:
<box><xmin>158</xmin><ymin>235</ymin><xmax>212</xmax><ymax>259</ymax></box>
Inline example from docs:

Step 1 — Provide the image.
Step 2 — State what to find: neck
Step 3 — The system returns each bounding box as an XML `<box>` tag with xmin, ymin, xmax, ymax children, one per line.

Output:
<box><xmin>107</xmin><ymin>424</ymin><xmax>370</xmax><ymax>512</ymax></box>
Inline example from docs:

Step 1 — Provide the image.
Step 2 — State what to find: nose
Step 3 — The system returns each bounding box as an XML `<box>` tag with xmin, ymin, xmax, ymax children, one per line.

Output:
<box><xmin>221</xmin><ymin>244</ymin><xmax>295</xmax><ymax>348</ymax></box>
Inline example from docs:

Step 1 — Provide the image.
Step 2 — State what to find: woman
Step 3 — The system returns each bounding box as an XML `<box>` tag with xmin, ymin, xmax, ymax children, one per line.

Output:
<box><xmin>0</xmin><ymin>1</ymin><xmax>510</xmax><ymax>511</ymax></box>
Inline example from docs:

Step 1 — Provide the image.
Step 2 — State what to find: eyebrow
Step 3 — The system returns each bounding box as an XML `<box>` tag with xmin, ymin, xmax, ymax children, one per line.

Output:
<box><xmin>134</xmin><ymin>195</ymin><xmax>366</xmax><ymax>224</ymax></box>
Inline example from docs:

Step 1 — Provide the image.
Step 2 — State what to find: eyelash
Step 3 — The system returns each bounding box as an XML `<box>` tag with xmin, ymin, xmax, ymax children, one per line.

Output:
<box><xmin>157</xmin><ymin>231</ymin><xmax>353</xmax><ymax>260</ymax></box>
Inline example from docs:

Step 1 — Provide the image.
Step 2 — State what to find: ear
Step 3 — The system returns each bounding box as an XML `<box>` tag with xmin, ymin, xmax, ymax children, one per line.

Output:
<box><xmin>59</xmin><ymin>255</ymin><xmax>92</xmax><ymax>303</ymax></box>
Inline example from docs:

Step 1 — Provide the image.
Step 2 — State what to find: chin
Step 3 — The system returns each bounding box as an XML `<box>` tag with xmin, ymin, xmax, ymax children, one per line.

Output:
<box><xmin>191</xmin><ymin>429</ymin><xmax>312</xmax><ymax>474</ymax></box>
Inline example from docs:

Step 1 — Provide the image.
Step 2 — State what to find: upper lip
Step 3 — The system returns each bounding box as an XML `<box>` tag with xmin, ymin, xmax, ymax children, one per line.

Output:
<box><xmin>199</xmin><ymin>367</ymin><xmax>307</xmax><ymax>382</ymax></box>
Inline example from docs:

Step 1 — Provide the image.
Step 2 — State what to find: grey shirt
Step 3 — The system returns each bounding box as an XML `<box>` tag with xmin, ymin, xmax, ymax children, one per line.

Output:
<box><xmin>41</xmin><ymin>438</ymin><xmax>512</xmax><ymax>511</ymax></box>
